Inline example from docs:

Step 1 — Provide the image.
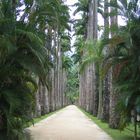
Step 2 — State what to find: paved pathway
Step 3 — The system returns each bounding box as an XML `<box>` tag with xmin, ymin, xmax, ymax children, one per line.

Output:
<box><xmin>26</xmin><ymin>105</ymin><xmax>113</xmax><ymax>140</ymax></box>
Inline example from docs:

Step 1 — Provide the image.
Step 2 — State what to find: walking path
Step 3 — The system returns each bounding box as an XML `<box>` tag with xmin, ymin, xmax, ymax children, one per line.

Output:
<box><xmin>26</xmin><ymin>105</ymin><xmax>113</xmax><ymax>140</ymax></box>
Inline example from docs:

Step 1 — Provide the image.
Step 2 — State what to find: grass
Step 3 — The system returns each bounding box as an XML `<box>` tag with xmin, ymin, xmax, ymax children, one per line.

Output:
<box><xmin>79</xmin><ymin>108</ymin><xmax>140</xmax><ymax>140</ymax></box>
<box><xmin>33</xmin><ymin>111</ymin><xmax>57</xmax><ymax>124</ymax></box>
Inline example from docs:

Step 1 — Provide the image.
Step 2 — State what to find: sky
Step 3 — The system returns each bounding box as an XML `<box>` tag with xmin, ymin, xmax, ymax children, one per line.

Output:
<box><xmin>64</xmin><ymin>0</ymin><xmax>126</xmax><ymax>37</ymax></box>
<box><xmin>64</xmin><ymin>0</ymin><xmax>105</xmax><ymax>47</ymax></box>
<box><xmin>64</xmin><ymin>0</ymin><xmax>80</xmax><ymax>49</ymax></box>
<box><xmin>64</xmin><ymin>0</ymin><xmax>127</xmax><ymax>54</ymax></box>
<box><xmin>65</xmin><ymin>0</ymin><xmax>82</xmax><ymax>23</ymax></box>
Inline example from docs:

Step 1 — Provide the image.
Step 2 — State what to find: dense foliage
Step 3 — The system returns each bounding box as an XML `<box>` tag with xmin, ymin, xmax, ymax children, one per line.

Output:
<box><xmin>66</xmin><ymin>63</ymin><xmax>79</xmax><ymax>104</ymax></box>
<box><xmin>73</xmin><ymin>0</ymin><xmax>140</xmax><ymax>139</ymax></box>
<box><xmin>106</xmin><ymin>0</ymin><xmax>140</xmax><ymax>130</ymax></box>
<box><xmin>0</xmin><ymin>1</ymin><xmax>51</xmax><ymax>139</ymax></box>
<box><xmin>0</xmin><ymin>0</ymin><xmax>140</xmax><ymax>139</ymax></box>
<box><xmin>0</xmin><ymin>0</ymin><xmax>71</xmax><ymax>139</ymax></box>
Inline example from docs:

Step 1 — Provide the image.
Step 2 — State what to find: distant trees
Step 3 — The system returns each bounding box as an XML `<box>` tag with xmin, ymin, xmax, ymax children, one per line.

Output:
<box><xmin>66</xmin><ymin>62</ymin><xmax>79</xmax><ymax>105</ymax></box>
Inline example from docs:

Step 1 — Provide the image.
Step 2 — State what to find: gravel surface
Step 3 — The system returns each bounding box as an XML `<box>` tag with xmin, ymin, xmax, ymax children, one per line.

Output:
<box><xmin>26</xmin><ymin>105</ymin><xmax>113</xmax><ymax>140</ymax></box>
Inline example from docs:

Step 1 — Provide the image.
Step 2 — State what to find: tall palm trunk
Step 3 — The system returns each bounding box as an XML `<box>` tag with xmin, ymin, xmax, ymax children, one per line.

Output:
<box><xmin>79</xmin><ymin>0</ymin><xmax>98</xmax><ymax>114</ymax></box>
<box><xmin>97</xmin><ymin>65</ymin><xmax>103</xmax><ymax>119</ymax></box>
<box><xmin>40</xmin><ymin>83</ymin><xmax>49</xmax><ymax>115</ymax></box>
<box><xmin>35</xmin><ymin>79</ymin><xmax>50</xmax><ymax>116</ymax></box>
<box><xmin>53</xmin><ymin>26</ymin><xmax>66</xmax><ymax>109</ymax></box>
<box><xmin>87</xmin><ymin>0</ymin><xmax>97</xmax><ymax>39</ymax></box>
<box><xmin>35</xmin><ymin>78</ymin><xmax>41</xmax><ymax>117</ymax></box>
<box><xmin>109</xmin><ymin>0</ymin><xmax>120</xmax><ymax>128</ymax></box>
<box><xmin>54</xmin><ymin>29</ymin><xmax>59</xmax><ymax>110</ymax></box>
<box><xmin>46</xmin><ymin>27</ymin><xmax>52</xmax><ymax>112</ymax></box>
<box><xmin>51</xmin><ymin>68</ymin><xmax>56</xmax><ymax>111</ymax></box>
<box><xmin>83</xmin><ymin>0</ymin><xmax>98</xmax><ymax>114</ymax></box>
<box><xmin>62</xmin><ymin>69</ymin><xmax>67</xmax><ymax>106</ymax></box>
<box><xmin>91</xmin><ymin>0</ymin><xmax>98</xmax><ymax>116</ymax></box>
<box><xmin>56</xmin><ymin>27</ymin><xmax>63</xmax><ymax>109</ymax></box>
<box><xmin>102</xmin><ymin>0</ymin><xmax>110</xmax><ymax>122</ymax></box>
<box><xmin>79</xmin><ymin>71</ymin><xmax>86</xmax><ymax>109</ymax></box>
<box><xmin>58</xmin><ymin>42</ymin><xmax>63</xmax><ymax>108</ymax></box>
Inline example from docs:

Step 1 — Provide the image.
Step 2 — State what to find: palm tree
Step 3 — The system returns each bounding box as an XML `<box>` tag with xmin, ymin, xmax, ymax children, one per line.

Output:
<box><xmin>74</xmin><ymin>0</ymin><xmax>100</xmax><ymax>114</ymax></box>
<box><xmin>51</xmin><ymin>2</ymin><xmax>70</xmax><ymax>110</ymax></box>
<box><xmin>24</xmin><ymin>0</ymin><xmax>71</xmax><ymax>112</ymax></box>
<box><xmin>106</xmin><ymin>0</ymin><xmax>140</xmax><ymax>138</ymax></box>
<box><xmin>80</xmin><ymin>40</ymin><xmax>106</xmax><ymax>118</ymax></box>
<box><xmin>79</xmin><ymin>0</ymin><xmax>98</xmax><ymax>113</ymax></box>
<box><xmin>85</xmin><ymin>0</ymin><xmax>98</xmax><ymax>114</ymax></box>
<box><xmin>21</xmin><ymin>0</ymin><xmax>61</xmax><ymax>115</ymax></box>
<box><xmin>102</xmin><ymin>0</ymin><xmax>110</xmax><ymax>122</ymax></box>
<box><xmin>73</xmin><ymin>0</ymin><xmax>88</xmax><ymax>39</ymax></box>
<box><xmin>107</xmin><ymin>0</ymin><xmax>121</xmax><ymax>129</ymax></box>
<box><xmin>73</xmin><ymin>0</ymin><xmax>88</xmax><ymax>110</ymax></box>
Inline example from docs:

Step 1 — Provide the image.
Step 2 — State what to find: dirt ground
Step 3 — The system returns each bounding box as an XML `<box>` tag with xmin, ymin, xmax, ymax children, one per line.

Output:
<box><xmin>26</xmin><ymin>105</ymin><xmax>113</xmax><ymax>140</ymax></box>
